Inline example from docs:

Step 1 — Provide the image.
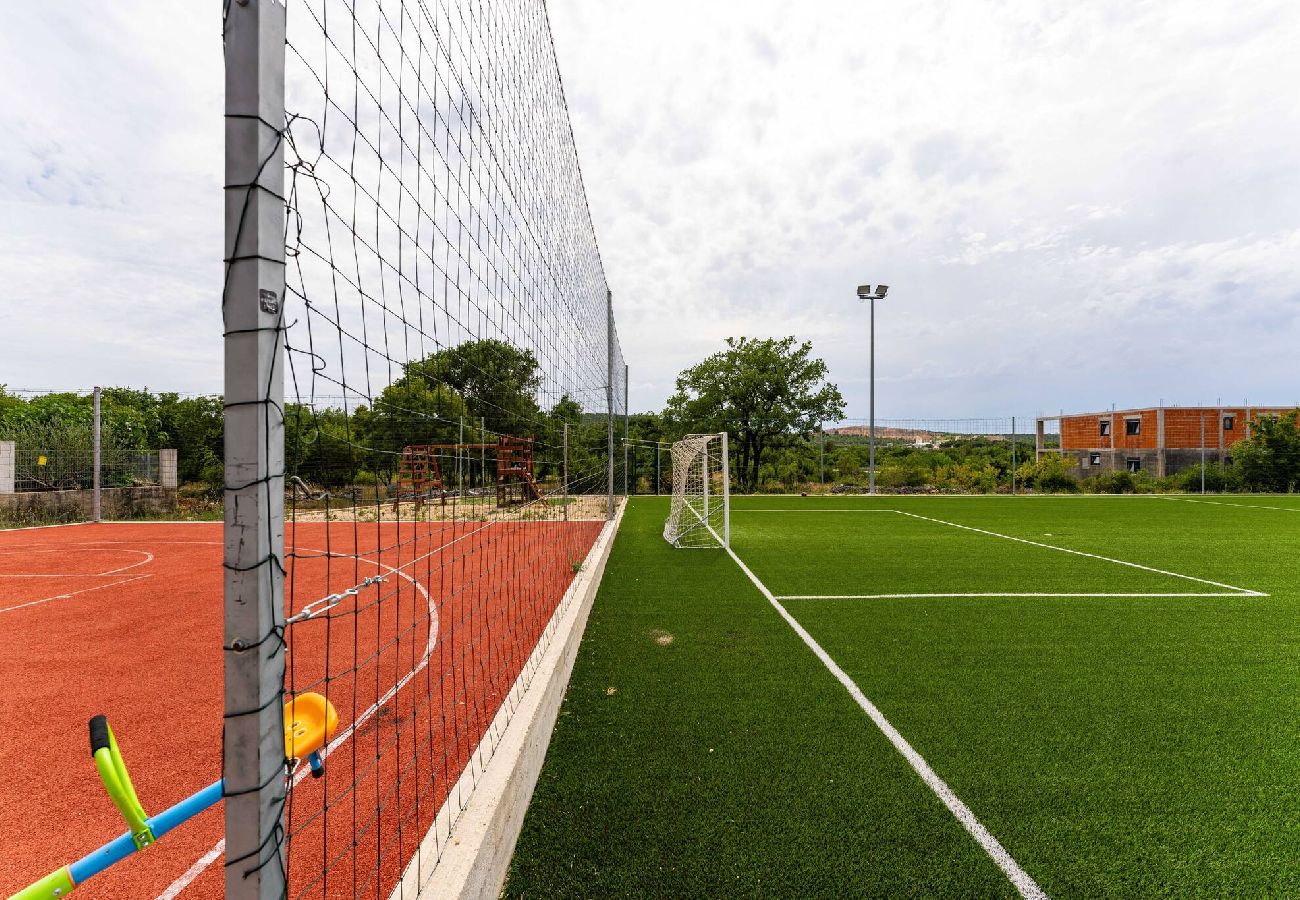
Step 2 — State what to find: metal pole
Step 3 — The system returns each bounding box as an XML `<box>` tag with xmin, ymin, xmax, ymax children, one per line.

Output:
<box><xmin>721</xmin><ymin>431</ymin><xmax>730</xmax><ymax>548</ymax></box>
<box><xmin>1200</xmin><ymin>415</ymin><xmax>1206</xmax><ymax>494</ymax></box>
<box><xmin>1011</xmin><ymin>416</ymin><xmax>1017</xmax><ymax>495</ymax></box>
<box><xmin>606</xmin><ymin>290</ymin><xmax>615</xmax><ymax>520</ymax></box>
<box><xmin>458</xmin><ymin>415</ymin><xmax>464</xmax><ymax>499</ymax></box>
<box><xmin>818</xmin><ymin>424</ymin><xmax>825</xmax><ymax>486</ymax></box>
<box><xmin>869</xmin><ymin>297</ymin><xmax>876</xmax><ymax>495</ymax></box>
<box><xmin>656</xmin><ymin>443</ymin><xmax>661</xmax><ymax>495</ymax></box>
<box><xmin>562</xmin><ymin>421</ymin><xmax>569</xmax><ymax>521</ymax></box>
<box><xmin>92</xmin><ymin>386</ymin><xmax>102</xmax><ymax>522</ymax></box>
<box><xmin>480</xmin><ymin>417</ymin><xmax>485</xmax><ymax>490</ymax></box>
<box><xmin>623</xmin><ymin>363</ymin><xmax>630</xmax><ymax>497</ymax></box>
<box><xmin>223</xmin><ymin>1</ymin><xmax>288</xmax><ymax>895</ymax></box>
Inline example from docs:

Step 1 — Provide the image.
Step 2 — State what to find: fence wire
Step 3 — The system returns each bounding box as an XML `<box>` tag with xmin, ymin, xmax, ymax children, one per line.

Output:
<box><xmin>223</xmin><ymin>0</ymin><xmax>627</xmax><ymax>896</ymax></box>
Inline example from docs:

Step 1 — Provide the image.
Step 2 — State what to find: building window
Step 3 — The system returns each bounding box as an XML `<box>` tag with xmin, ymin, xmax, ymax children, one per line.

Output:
<box><xmin>1223</xmin><ymin>414</ymin><xmax>1235</xmax><ymax>431</ymax></box>
<box><xmin>1125</xmin><ymin>418</ymin><xmax>1141</xmax><ymax>436</ymax></box>
<box><xmin>1126</xmin><ymin>457</ymin><xmax>1141</xmax><ymax>472</ymax></box>
<box><xmin>1099</xmin><ymin>420</ymin><xmax>1111</xmax><ymax>437</ymax></box>
<box><xmin>1089</xmin><ymin>452</ymin><xmax>1102</xmax><ymax>466</ymax></box>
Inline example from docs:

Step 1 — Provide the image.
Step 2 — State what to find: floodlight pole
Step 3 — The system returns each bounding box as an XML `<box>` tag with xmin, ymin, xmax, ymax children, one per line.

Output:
<box><xmin>869</xmin><ymin>295</ymin><xmax>876</xmax><ymax>494</ymax></box>
<box><xmin>857</xmin><ymin>283</ymin><xmax>889</xmax><ymax>495</ymax></box>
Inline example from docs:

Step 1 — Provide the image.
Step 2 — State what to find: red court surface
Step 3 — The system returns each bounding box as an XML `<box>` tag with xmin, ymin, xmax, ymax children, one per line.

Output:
<box><xmin>0</xmin><ymin>517</ymin><xmax>601</xmax><ymax>899</ymax></box>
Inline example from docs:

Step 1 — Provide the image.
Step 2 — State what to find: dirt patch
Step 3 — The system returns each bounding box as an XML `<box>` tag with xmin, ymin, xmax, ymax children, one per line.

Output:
<box><xmin>650</xmin><ymin>629</ymin><xmax>674</xmax><ymax>647</ymax></box>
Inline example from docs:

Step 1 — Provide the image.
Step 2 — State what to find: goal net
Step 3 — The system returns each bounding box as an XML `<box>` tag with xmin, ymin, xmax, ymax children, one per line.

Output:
<box><xmin>663</xmin><ymin>433</ymin><xmax>730</xmax><ymax>549</ymax></box>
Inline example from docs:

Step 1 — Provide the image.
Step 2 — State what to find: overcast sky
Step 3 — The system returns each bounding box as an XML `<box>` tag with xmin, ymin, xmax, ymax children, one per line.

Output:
<box><xmin>2</xmin><ymin>1</ymin><xmax>1298</xmax><ymax>420</ymax></box>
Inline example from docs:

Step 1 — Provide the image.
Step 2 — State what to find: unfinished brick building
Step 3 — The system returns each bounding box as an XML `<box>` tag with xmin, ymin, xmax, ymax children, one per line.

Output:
<box><xmin>1036</xmin><ymin>406</ymin><xmax>1295</xmax><ymax>477</ymax></box>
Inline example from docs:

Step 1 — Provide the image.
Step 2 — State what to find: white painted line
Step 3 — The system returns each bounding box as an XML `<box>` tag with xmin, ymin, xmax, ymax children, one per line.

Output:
<box><xmin>156</xmin><ymin>841</ymin><xmax>224</xmax><ymax>900</ymax></box>
<box><xmin>735</xmin><ymin>509</ymin><xmax>899</xmax><ymax>512</ymax></box>
<box><xmin>159</xmin><ymin>533</ymin><xmax>449</xmax><ymax>898</ymax></box>
<box><xmin>0</xmin><ymin>572</ymin><xmax>153</xmax><ymax>613</ymax></box>
<box><xmin>724</xmin><ymin>544</ymin><xmax>1047</xmax><ymax>899</ymax></box>
<box><xmin>0</xmin><ymin>547</ymin><xmax>154</xmax><ymax>577</ymax></box>
<box><xmin>1161</xmin><ymin>496</ymin><xmax>1300</xmax><ymax>513</ymax></box>
<box><xmin>778</xmin><ymin>592</ymin><xmax>1259</xmax><ymax>600</ymax></box>
<box><xmin>892</xmin><ymin>510</ymin><xmax>1264</xmax><ymax>597</ymax></box>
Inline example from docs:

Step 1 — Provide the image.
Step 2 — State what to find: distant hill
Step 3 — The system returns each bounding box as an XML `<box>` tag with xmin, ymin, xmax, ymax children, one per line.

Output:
<box><xmin>828</xmin><ymin>425</ymin><xmax>1012</xmax><ymax>443</ymax></box>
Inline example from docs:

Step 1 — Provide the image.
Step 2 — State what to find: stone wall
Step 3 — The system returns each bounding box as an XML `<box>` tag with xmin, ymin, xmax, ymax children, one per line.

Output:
<box><xmin>0</xmin><ymin>486</ymin><xmax>178</xmax><ymax>526</ymax></box>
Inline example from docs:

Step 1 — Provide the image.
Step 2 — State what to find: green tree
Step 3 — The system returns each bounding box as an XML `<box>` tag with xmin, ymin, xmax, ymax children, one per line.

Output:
<box><xmin>405</xmin><ymin>338</ymin><xmax>543</xmax><ymax>437</ymax></box>
<box><xmin>664</xmin><ymin>337</ymin><xmax>845</xmax><ymax>493</ymax></box>
<box><xmin>1235</xmin><ymin>411</ymin><xmax>1300</xmax><ymax>492</ymax></box>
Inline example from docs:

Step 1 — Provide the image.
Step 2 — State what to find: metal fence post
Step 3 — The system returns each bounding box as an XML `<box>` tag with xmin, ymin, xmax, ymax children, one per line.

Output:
<box><xmin>1011</xmin><ymin>416</ymin><xmax>1017</xmax><ymax>495</ymax></box>
<box><xmin>623</xmin><ymin>363</ymin><xmax>630</xmax><ymax>497</ymax></box>
<box><xmin>223</xmin><ymin>1</ymin><xmax>288</xmax><ymax>896</ymax></box>
<box><xmin>562</xmin><ymin>421</ymin><xmax>569</xmax><ymax>521</ymax></box>
<box><xmin>818</xmin><ymin>424</ymin><xmax>825</xmax><ymax>486</ymax></box>
<box><xmin>1200</xmin><ymin>415</ymin><xmax>1206</xmax><ymax>494</ymax></box>
<box><xmin>606</xmin><ymin>291</ymin><xmax>615</xmax><ymax>520</ymax></box>
<box><xmin>92</xmin><ymin>386</ymin><xmax>102</xmax><ymax>522</ymax></box>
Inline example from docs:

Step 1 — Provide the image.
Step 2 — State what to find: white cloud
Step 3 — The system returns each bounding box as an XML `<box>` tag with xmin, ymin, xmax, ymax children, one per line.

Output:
<box><xmin>0</xmin><ymin>0</ymin><xmax>1297</xmax><ymax>420</ymax></box>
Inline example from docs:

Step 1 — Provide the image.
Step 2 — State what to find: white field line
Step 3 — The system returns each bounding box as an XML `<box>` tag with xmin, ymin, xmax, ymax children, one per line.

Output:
<box><xmin>724</xmin><ymin>543</ymin><xmax>1047</xmax><ymax>899</ymax></box>
<box><xmin>157</xmin><ymin>533</ymin><xmax>452</xmax><ymax>898</ymax></box>
<box><xmin>156</xmin><ymin>843</ymin><xmax>225</xmax><ymax>900</ymax></box>
<box><xmin>736</xmin><ymin>509</ymin><xmax>898</xmax><ymax>512</ymax></box>
<box><xmin>1161</xmin><ymin>496</ymin><xmax>1300</xmax><ymax>513</ymax></box>
<box><xmin>777</xmin><ymin>592</ymin><xmax>1258</xmax><ymax>600</ymax></box>
<box><xmin>891</xmin><ymin>510</ymin><xmax>1265</xmax><ymax>597</ymax></box>
<box><xmin>0</xmin><ymin>547</ymin><xmax>154</xmax><ymax>577</ymax></box>
<box><xmin>0</xmin><ymin>572</ymin><xmax>153</xmax><ymax>614</ymax></box>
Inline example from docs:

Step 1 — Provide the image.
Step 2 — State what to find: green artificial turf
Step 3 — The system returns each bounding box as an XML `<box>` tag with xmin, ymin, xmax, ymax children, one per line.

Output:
<box><xmin>507</xmin><ymin>494</ymin><xmax>1300</xmax><ymax>897</ymax></box>
<box><xmin>504</xmin><ymin>498</ymin><xmax>1013</xmax><ymax>898</ymax></box>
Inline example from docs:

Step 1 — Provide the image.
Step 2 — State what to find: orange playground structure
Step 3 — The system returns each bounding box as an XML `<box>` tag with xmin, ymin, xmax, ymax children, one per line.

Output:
<box><xmin>395</xmin><ymin>435</ymin><xmax>542</xmax><ymax>510</ymax></box>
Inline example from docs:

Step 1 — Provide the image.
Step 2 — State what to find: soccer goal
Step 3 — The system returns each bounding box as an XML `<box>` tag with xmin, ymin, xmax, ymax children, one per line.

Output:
<box><xmin>663</xmin><ymin>433</ymin><xmax>730</xmax><ymax>549</ymax></box>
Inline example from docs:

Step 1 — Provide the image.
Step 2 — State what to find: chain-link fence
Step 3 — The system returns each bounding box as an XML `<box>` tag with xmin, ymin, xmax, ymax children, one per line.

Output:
<box><xmin>13</xmin><ymin>449</ymin><xmax>161</xmax><ymax>492</ymax></box>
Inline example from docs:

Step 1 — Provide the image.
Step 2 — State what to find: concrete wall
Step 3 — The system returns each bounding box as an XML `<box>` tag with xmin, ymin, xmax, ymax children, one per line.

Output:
<box><xmin>1066</xmin><ymin>448</ymin><xmax>1235</xmax><ymax>478</ymax></box>
<box><xmin>0</xmin><ymin>486</ymin><xmax>178</xmax><ymax>525</ymax></box>
<box><xmin>160</xmin><ymin>449</ymin><xmax>178</xmax><ymax>489</ymax></box>
<box><xmin>0</xmin><ymin>441</ymin><xmax>13</xmax><ymax>495</ymax></box>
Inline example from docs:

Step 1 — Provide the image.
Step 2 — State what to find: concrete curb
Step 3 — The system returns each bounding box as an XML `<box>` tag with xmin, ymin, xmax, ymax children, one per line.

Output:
<box><xmin>391</xmin><ymin>499</ymin><xmax>627</xmax><ymax>900</ymax></box>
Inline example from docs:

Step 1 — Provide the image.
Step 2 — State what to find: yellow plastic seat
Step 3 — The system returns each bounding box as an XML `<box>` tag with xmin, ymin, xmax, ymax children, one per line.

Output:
<box><xmin>283</xmin><ymin>692</ymin><xmax>339</xmax><ymax>761</ymax></box>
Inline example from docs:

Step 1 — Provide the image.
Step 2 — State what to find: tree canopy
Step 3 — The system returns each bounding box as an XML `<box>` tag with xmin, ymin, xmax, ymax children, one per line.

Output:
<box><xmin>664</xmin><ymin>336</ymin><xmax>844</xmax><ymax>492</ymax></box>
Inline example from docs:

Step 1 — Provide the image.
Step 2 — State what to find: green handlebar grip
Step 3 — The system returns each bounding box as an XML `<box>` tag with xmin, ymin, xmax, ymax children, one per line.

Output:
<box><xmin>87</xmin><ymin>717</ymin><xmax>152</xmax><ymax>848</ymax></box>
<box><xmin>10</xmin><ymin>865</ymin><xmax>75</xmax><ymax>899</ymax></box>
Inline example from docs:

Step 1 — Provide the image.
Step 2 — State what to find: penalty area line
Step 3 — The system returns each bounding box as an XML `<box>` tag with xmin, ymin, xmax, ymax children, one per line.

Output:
<box><xmin>776</xmin><ymin>592</ymin><xmax>1263</xmax><ymax>600</ymax></box>
<box><xmin>893</xmin><ymin>510</ymin><xmax>1264</xmax><ymax>597</ymax></box>
<box><xmin>724</xmin><ymin>544</ymin><xmax>1047</xmax><ymax>899</ymax></box>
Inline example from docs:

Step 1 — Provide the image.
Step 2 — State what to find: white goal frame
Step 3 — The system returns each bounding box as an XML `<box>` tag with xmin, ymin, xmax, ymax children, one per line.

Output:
<box><xmin>663</xmin><ymin>432</ymin><xmax>730</xmax><ymax>549</ymax></box>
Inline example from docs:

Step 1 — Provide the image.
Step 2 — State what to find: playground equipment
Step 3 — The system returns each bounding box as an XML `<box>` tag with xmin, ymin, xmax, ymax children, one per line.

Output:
<box><xmin>395</xmin><ymin>435</ymin><xmax>541</xmax><ymax>512</ymax></box>
<box><xmin>14</xmin><ymin>693</ymin><xmax>339</xmax><ymax>899</ymax></box>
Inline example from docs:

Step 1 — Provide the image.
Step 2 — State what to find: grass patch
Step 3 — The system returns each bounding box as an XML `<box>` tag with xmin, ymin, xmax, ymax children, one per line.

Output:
<box><xmin>508</xmin><ymin>494</ymin><xmax>1300</xmax><ymax>895</ymax></box>
<box><xmin>505</xmin><ymin>498</ymin><xmax>1012</xmax><ymax>897</ymax></box>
